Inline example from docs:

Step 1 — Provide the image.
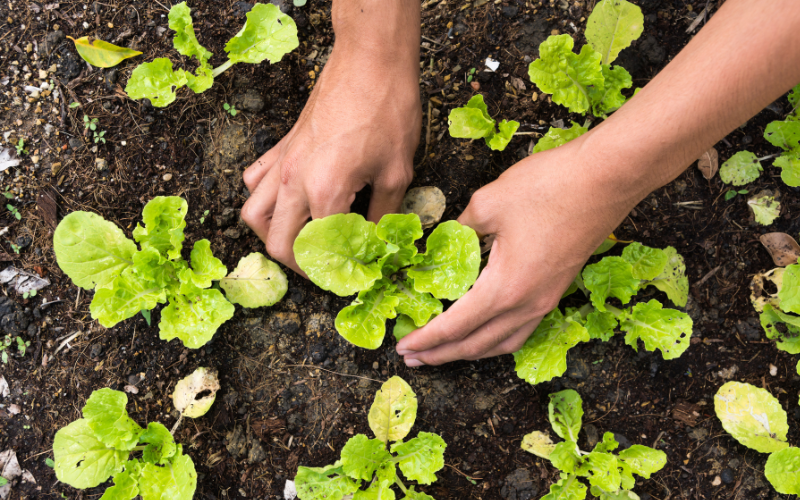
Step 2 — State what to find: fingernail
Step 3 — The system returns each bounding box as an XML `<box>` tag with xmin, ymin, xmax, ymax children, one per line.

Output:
<box><xmin>405</xmin><ymin>358</ymin><xmax>425</xmax><ymax>367</ymax></box>
<box><xmin>397</xmin><ymin>349</ymin><xmax>416</xmax><ymax>356</ymax></box>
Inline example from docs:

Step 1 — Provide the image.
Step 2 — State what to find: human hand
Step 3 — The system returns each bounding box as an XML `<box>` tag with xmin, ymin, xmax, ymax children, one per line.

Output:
<box><xmin>241</xmin><ymin>7</ymin><xmax>422</xmax><ymax>274</ymax></box>
<box><xmin>396</xmin><ymin>134</ymin><xmax>641</xmax><ymax>365</ymax></box>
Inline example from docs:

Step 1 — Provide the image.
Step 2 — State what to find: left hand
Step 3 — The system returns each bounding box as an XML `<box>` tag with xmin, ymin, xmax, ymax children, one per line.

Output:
<box><xmin>395</xmin><ymin>134</ymin><xmax>634</xmax><ymax>365</ymax></box>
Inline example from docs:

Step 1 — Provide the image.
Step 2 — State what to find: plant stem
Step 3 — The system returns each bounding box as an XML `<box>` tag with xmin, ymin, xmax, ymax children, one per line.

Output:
<box><xmin>513</xmin><ymin>131</ymin><xmax>540</xmax><ymax>136</ymax></box>
<box><xmin>605</xmin><ymin>304</ymin><xmax>625</xmax><ymax>317</ymax></box>
<box><xmin>577</xmin><ymin>303</ymin><xmax>595</xmax><ymax>319</ymax></box>
<box><xmin>132</xmin><ymin>445</ymin><xmax>147</xmax><ymax>451</ymax></box>
<box><xmin>757</xmin><ymin>153</ymin><xmax>779</xmax><ymax>161</ymax></box>
<box><xmin>170</xmin><ymin>414</ymin><xmax>184</xmax><ymax>435</ymax></box>
<box><xmin>211</xmin><ymin>60</ymin><xmax>235</xmax><ymax>78</ymax></box>
<box><xmin>394</xmin><ymin>477</ymin><xmax>408</xmax><ymax>494</ymax></box>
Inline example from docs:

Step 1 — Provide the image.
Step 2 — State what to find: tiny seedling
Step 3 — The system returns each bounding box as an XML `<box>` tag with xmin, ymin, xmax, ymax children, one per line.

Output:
<box><xmin>1</xmin><ymin>335</ymin><xmax>29</xmax><ymax>363</ymax></box>
<box><xmin>8</xmin><ymin>241</ymin><xmax>20</xmax><ymax>254</ymax></box>
<box><xmin>467</xmin><ymin>67</ymin><xmax>477</xmax><ymax>83</ymax></box>
<box><xmin>223</xmin><ymin>103</ymin><xmax>238</xmax><ymax>117</ymax></box>
<box><xmin>3</xmin><ymin>189</ymin><xmax>13</xmax><ymax>200</ymax></box>
<box><xmin>724</xmin><ymin>188</ymin><xmax>749</xmax><ymax>201</ymax></box>
<box><xmin>53</xmin><ymin>371</ymin><xmax>219</xmax><ymax>499</ymax></box>
<box><xmin>126</xmin><ymin>2</ymin><xmax>298</xmax><ymax>107</ymax></box>
<box><xmin>715</xmin><ymin>381</ymin><xmax>800</xmax><ymax>495</ymax></box>
<box><xmin>514</xmin><ymin>242</ymin><xmax>692</xmax><ymax>385</ymax></box>
<box><xmin>15</xmin><ymin>138</ymin><xmax>28</xmax><ymax>156</ymax></box>
<box><xmin>22</xmin><ymin>290</ymin><xmax>37</xmax><ymax>299</ymax></box>
<box><xmin>45</xmin><ymin>458</ymin><xmax>55</xmax><ymax>468</ymax></box>
<box><xmin>69</xmin><ymin>101</ymin><xmax>80</xmax><ymax>109</ymax></box>
<box><xmin>140</xmin><ymin>310</ymin><xmax>152</xmax><ymax>326</ymax></box>
<box><xmin>294</xmin><ymin>213</ymin><xmax>480</xmax><ymax>349</ymax></box>
<box><xmin>83</xmin><ymin>115</ymin><xmax>106</xmax><ymax>144</ymax></box>
<box><xmin>448</xmin><ymin>94</ymin><xmax>520</xmax><ymax>151</ymax></box>
<box><xmin>200</xmin><ymin>209</ymin><xmax>209</xmax><ymax>224</ymax></box>
<box><xmin>522</xmin><ymin>389</ymin><xmax>666</xmax><ymax>499</ymax></box>
<box><xmin>53</xmin><ymin>196</ymin><xmax>288</xmax><ymax>348</ymax></box>
<box><xmin>295</xmin><ymin>376</ymin><xmax>447</xmax><ymax>500</ymax></box>
<box><xmin>7</xmin><ymin>204</ymin><xmax>21</xmax><ymax>220</ymax></box>
<box><xmin>0</xmin><ymin>477</ymin><xmax>7</xmax><ymax>486</ymax></box>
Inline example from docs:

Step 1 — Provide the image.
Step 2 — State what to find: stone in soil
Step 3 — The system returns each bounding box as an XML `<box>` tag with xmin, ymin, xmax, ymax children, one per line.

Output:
<box><xmin>515</xmin><ymin>16</ymin><xmax>553</xmax><ymax>57</ymax></box>
<box><xmin>223</xmin><ymin>227</ymin><xmax>241</xmax><ymax>239</ymax></box>
<box><xmin>305</xmin><ymin>312</ymin><xmax>334</xmax><ymax>337</ymax></box>
<box><xmin>721</xmin><ymin>467</ymin><xmax>735</xmax><ymax>484</ymax></box>
<box><xmin>211</xmin><ymin>123</ymin><xmax>251</xmax><ymax>191</ymax></box>
<box><xmin>202</xmin><ymin>176</ymin><xmax>216</xmax><ymax>192</ymax></box>
<box><xmin>500</xmin><ymin>469</ymin><xmax>539</xmax><ymax>500</ymax></box>
<box><xmin>56</xmin><ymin>46</ymin><xmax>83</xmax><ymax>81</ymax></box>
<box><xmin>735</xmin><ymin>318</ymin><xmax>761</xmax><ymax>341</ymax></box>
<box><xmin>214</xmin><ymin>207</ymin><xmax>236</xmax><ymax>228</ymax></box>
<box><xmin>233</xmin><ymin>88</ymin><xmax>265</xmax><ymax>113</ymax></box>
<box><xmin>69</xmin><ymin>138</ymin><xmax>83</xmax><ymax>151</ymax></box>
<box><xmin>566</xmin><ymin>357</ymin><xmax>590</xmax><ymax>380</ymax></box>
<box><xmin>43</xmin><ymin>30</ymin><xmax>65</xmax><ymax>56</ymax></box>
<box><xmin>0</xmin><ymin>296</ymin><xmax>30</xmax><ymax>336</ymax></box>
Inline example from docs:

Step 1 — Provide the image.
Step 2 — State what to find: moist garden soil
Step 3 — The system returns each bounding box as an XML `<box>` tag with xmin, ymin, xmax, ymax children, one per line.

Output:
<box><xmin>1</xmin><ymin>0</ymin><xmax>798</xmax><ymax>499</ymax></box>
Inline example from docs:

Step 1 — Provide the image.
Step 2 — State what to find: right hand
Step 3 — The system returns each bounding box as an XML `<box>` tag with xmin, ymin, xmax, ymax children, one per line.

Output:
<box><xmin>241</xmin><ymin>45</ymin><xmax>422</xmax><ymax>275</ymax></box>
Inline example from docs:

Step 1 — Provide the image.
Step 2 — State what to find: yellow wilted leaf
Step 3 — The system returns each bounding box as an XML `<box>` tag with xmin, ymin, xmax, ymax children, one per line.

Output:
<box><xmin>67</xmin><ymin>36</ymin><xmax>142</xmax><ymax>68</ymax></box>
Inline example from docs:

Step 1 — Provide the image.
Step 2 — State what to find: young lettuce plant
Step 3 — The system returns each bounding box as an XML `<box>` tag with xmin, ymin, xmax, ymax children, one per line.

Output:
<box><xmin>447</xmin><ymin>94</ymin><xmax>520</xmax><ymax>151</ymax></box>
<box><xmin>293</xmin><ymin>213</ymin><xmax>480</xmax><ymax>349</ymax></box>
<box><xmin>720</xmin><ymin>85</ymin><xmax>800</xmax><ymax>188</ymax></box>
<box><xmin>53</xmin><ymin>196</ymin><xmax>287</xmax><ymax>348</ymax></box>
<box><xmin>750</xmin><ymin>251</ymin><xmax>800</xmax><ymax>355</ymax></box>
<box><xmin>295</xmin><ymin>376</ymin><xmax>446</xmax><ymax>500</ymax></box>
<box><xmin>513</xmin><ymin>242</ymin><xmax>692</xmax><ymax>385</ymax></box>
<box><xmin>523</xmin><ymin>390</ymin><xmax>666</xmax><ymax>500</ymax></box>
<box><xmin>715</xmin><ymin>381</ymin><xmax>800</xmax><ymax>495</ymax></box>
<box><xmin>125</xmin><ymin>2</ymin><xmax>298</xmax><ymax>107</ymax></box>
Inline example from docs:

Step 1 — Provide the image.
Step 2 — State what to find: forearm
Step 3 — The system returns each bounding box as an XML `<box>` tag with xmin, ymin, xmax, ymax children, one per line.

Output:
<box><xmin>582</xmin><ymin>0</ymin><xmax>800</xmax><ymax>210</ymax></box>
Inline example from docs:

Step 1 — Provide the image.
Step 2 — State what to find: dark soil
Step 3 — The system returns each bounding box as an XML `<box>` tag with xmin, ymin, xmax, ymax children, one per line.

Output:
<box><xmin>1</xmin><ymin>0</ymin><xmax>799</xmax><ymax>499</ymax></box>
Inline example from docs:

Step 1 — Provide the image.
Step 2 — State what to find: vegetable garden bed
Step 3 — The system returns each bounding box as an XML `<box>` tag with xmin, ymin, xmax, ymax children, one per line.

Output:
<box><xmin>1</xmin><ymin>0</ymin><xmax>799</xmax><ymax>498</ymax></box>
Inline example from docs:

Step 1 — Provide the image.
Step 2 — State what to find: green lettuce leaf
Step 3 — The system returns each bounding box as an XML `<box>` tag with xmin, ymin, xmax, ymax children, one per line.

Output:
<box><xmin>528</xmin><ymin>34</ymin><xmax>603</xmax><ymax>114</ymax></box>
<box><xmin>719</xmin><ymin>151</ymin><xmax>763</xmax><ymax>186</ymax></box>
<box><xmin>219</xmin><ymin>252</ymin><xmax>288</xmax><ymax>308</ymax></box>
<box><xmin>83</xmin><ymin>388</ymin><xmax>143</xmax><ymax>450</ymax></box>
<box><xmin>99</xmin><ymin>463</ymin><xmax>140</xmax><ymax>500</ymax></box>
<box><xmin>368</xmin><ymin>376</ymin><xmax>418</xmax><ymax>443</ymax></box>
<box><xmin>376</xmin><ymin>214</ymin><xmax>422</xmax><ymax>272</ymax></box>
<box><xmin>764</xmin><ymin>120</ymin><xmax>800</xmax><ymax>151</ymax></box>
<box><xmin>185</xmin><ymin>61</ymin><xmax>214</xmax><ymax>93</ymax></box>
<box><xmin>748</xmin><ymin>192</ymin><xmax>781</xmax><ymax>226</ymax></box>
<box><xmin>621</xmin><ymin>243</ymin><xmax>668</xmax><ymax>281</ymax></box>
<box><xmin>336</xmin><ymin>280</ymin><xmax>399</xmax><ymax>349</ymax></box>
<box><xmin>774</xmin><ymin>152</ymin><xmax>800</xmax><ymax>187</ymax></box>
<box><xmin>402</xmin><ymin>487</ymin><xmax>436</xmax><ymax>500</ymax></box>
<box><xmin>645</xmin><ymin>246</ymin><xmax>689</xmax><ymax>307</ymax></box>
<box><xmin>391</xmin><ymin>432</ymin><xmax>446</xmax><ymax>485</ymax></box>
<box><xmin>408</xmin><ymin>220</ymin><xmax>480</xmax><ymax>300</ymax></box>
<box><xmin>578</xmin><ymin>451</ymin><xmax>621</xmax><ymax>492</ymax></box>
<box><xmin>130</xmin><ymin>247</ymin><xmax>175</xmax><ymax>289</ymax></box>
<box><xmin>393</xmin><ymin>314</ymin><xmax>419</xmax><ymax>342</ymax></box>
<box><xmin>582</xmin><ymin>256</ymin><xmax>639</xmax><ymax>312</ymax></box>
<box><xmin>521</xmin><ymin>431</ymin><xmax>557</xmax><ymax>459</ymax></box>
<box><xmin>759</xmin><ymin>304</ymin><xmax>800</xmax><ymax>354</ymax></box>
<box><xmin>340</xmin><ymin>435</ymin><xmax>392</xmax><ymax>481</ymax></box>
<box><xmin>593</xmin><ymin>489</ymin><xmax>640</xmax><ymax>500</ymax></box>
<box><xmin>549</xmin><ymin>389</ymin><xmax>583</xmax><ymax>442</ymax></box>
<box><xmin>778</xmin><ymin>263</ymin><xmax>800</xmax><ymax>315</ymax></box>
<box><xmin>139</xmin><ymin>422</ymin><xmax>177</xmax><ymax>465</ymax></box>
<box><xmin>178</xmin><ymin>239</ymin><xmax>227</xmax><ymax>289</ymax></box>
<box><xmin>160</xmin><ymin>288</ymin><xmax>235</xmax><ymax>348</ymax></box>
<box><xmin>53</xmin><ymin>211</ymin><xmax>138</xmax><ymax>290</ymax></box>
<box><xmin>138</xmin><ymin>452</ymin><xmax>196</xmax><ymax>500</ymax></box>
<box><xmin>125</xmin><ymin>58</ymin><xmax>188</xmax><ymax>108</ymax></box>
<box><xmin>54</xmin><ymin>418</ymin><xmax>129</xmax><ymax>489</ymax></box>
<box><xmin>295</xmin><ymin>462</ymin><xmax>360</xmax><ymax>500</ymax></box>
<box><xmin>585</xmin><ymin>310</ymin><xmax>618</xmax><ymax>341</ymax></box>
<box><xmin>589</xmin><ymin>64</ymin><xmax>632</xmax><ymax>116</ymax></box>
<box><xmin>353</xmin><ymin>479</ymin><xmax>395</xmax><ymax>500</ymax></box>
<box><xmin>486</xmin><ymin>119</ymin><xmax>520</xmax><ymax>151</ymax></box>
<box><xmin>168</xmin><ymin>2</ymin><xmax>212</xmax><ymax>63</ymax></box>
<box><xmin>541</xmin><ymin>476</ymin><xmax>587</xmax><ymax>500</ymax></box>
<box><xmin>619</xmin><ymin>299</ymin><xmax>692</xmax><ymax>360</ymax></box>
<box><xmin>593</xmin><ymin>432</ymin><xmax>619</xmax><ymax>454</ymax></box>
<box><xmin>133</xmin><ymin>196</ymin><xmax>188</xmax><ymax>260</ymax></box>
<box><xmin>294</xmin><ymin>213</ymin><xmax>388</xmax><ymax>297</ymax></box>
<box><xmin>225</xmin><ymin>3</ymin><xmax>299</xmax><ymax>65</ymax></box>
<box><xmin>448</xmin><ymin>95</ymin><xmax>495</xmax><ymax>139</ymax></box>
<box><xmin>714</xmin><ymin>381</ymin><xmax>789</xmax><ymax>453</ymax></box>
<box><xmin>789</xmin><ymin>84</ymin><xmax>800</xmax><ymax>110</ymax></box>
<box><xmin>765</xmin><ymin>447</ymin><xmax>800</xmax><ymax>495</ymax></box>
<box><xmin>550</xmin><ymin>441</ymin><xmax>581</xmax><ymax>474</ymax></box>
<box><xmin>616</xmin><ymin>445</ymin><xmax>666</xmax><ymax>479</ymax></box>
<box><xmin>514</xmin><ymin>309</ymin><xmax>590</xmax><ymax>384</ymax></box>
<box><xmin>532</xmin><ymin>122</ymin><xmax>589</xmax><ymax>153</ymax></box>
<box><xmin>585</xmin><ymin>0</ymin><xmax>643</xmax><ymax>64</ymax></box>
<box><xmin>389</xmin><ymin>279</ymin><xmax>443</xmax><ymax>327</ymax></box>
<box><xmin>90</xmin><ymin>270</ymin><xmax>167</xmax><ymax>328</ymax></box>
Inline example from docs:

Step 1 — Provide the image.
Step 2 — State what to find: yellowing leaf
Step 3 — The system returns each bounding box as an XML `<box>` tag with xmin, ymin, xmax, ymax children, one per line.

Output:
<box><xmin>68</xmin><ymin>36</ymin><xmax>142</xmax><ymax>68</ymax></box>
<box><xmin>714</xmin><ymin>381</ymin><xmax>789</xmax><ymax>453</ymax></box>
<box><xmin>368</xmin><ymin>376</ymin><xmax>417</xmax><ymax>443</ymax></box>
<box><xmin>748</xmin><ymin>191</ymin><xmax>781</xmax><ymax>226</ymax></box>
<box><xmin>173</xmin><ymin>367</ymin><xmax>220</xmax><ymax>418</ymax></box>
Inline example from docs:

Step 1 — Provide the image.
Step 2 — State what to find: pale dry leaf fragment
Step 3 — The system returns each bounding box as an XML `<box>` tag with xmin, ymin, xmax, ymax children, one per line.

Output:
<box><xmin>750</xmin><ymin>268</ymin><xmax>784</xmax><ymax>312</ymax></box>
<box><xmin>697</xmin><ymin>147</ymin><xmax>718</xmax><ymax>180</ymax></box>
<box><xmin>0</xmin><ymin>376</ymin><xmax>8</xmax><ymax>398</ymax></box>
<box><xmin>0</xmin><ymin>266</ymin><xmax>50</xmax><ymax>295</ymax></box>
<box><xmin>173</xmin><ymin>367</ymin><xmax>220</xmax><ymax>418</ymax></box>
<box><xmin>124</xmin><ymin>385</ymin><xmax>139</xmax><ymax>394</ymax></box>
<box><xmin>401</xmin><ymin>186</ymin><xmax>446</xmax><ymax>229</ymax></box>
<box><xmin>7</xmin><ymin>405</ymin><xmax>20</xmax><ymax>415</ymax></box>
<box><xmin>0</xmin><ymin>149</ymin><xmax>21</xmax><ymax>172</ymax></box>
<box><xmin>0</xmin><ymin>449</ymin><xmax>24</xmax><ymax>500</ymax></box>
<box><xmin>760</xmin><ymin>233</ymin><xmax>800</xmax><ymax>267</ymax></box>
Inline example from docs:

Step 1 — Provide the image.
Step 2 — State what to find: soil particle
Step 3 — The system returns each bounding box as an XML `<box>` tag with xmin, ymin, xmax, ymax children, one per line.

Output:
<box><xmin>225</xmin><ymin>425</ymin><xmax>248</xmax><ymax>458</ymax></box>
<box><xmin>584</xmin><ymin>423</ymin><xmax>599</xmax><ymax>448</ymax></box>
<box><xmin>689</xmin><ymin>428</ymin><xmax>709</xmax><ymax>440</ymax></box>
<box><xmin>233</xmin><ymin>1</ymin><xmax>254</xmax><ymax>17</ymax></box>
<box><xmin>501</xmin><ymin>6</ymin><xmax>519</xmax><ymax>18</ymax></box>
<box><xmin>640</xmin><ymin>35</ymin><xmax>666</xmax><ymax>65</ymax></box>
<box><xmin>223</xmin><ymin>227</ymin><xmax>241</xmax><ymax>239</ymax></box>
<box><xmin>0</xmin><ymin>296</ymin><xmax>30</xmax><ymax>336</ymax></box>
<box><xmin>721</xmin><ymin>467</ymin><xmax>735</xmax><ymax>484</ymax></box>
<box><xmin>735</xmin><ymin>318</ymin><xmax>762</xmax><ymax>341</ymax></box>
<box><xmin>56</xmin><ymin>46</ymin><xmax>83</xmax><ymax>81</ymax></box>
<box><xmin>69</xmin><ymin>138</ymin><xmax>83</xmax><ymax>151</ymax></box>
<box><xmin>305</xmin><ymin>312</ymin><xmax>334</xmax><ymax>337</ymax></box>
<box><xmin>253</xmin><ymin>128</ymin><xmax>276</xmax><ymax>155</ymax></box>
<box><xmin>500</xmin><ymin>468</ymin><xmax>539</xmax><ymax>500</ymax></box>
<box><xmin>43</xmin><ymin>30</ymin><xmax>65</xmax><ymax>56</ymax></box>
<box><xmin>247</xmin><ymin>438</ymin><xmax>267</xmax><ymax>464</ymax></box>
<box><xmin>215</xmin><ymin>208</ymin><xmax>236</xmax><ymax>228</ymax></box>
<box><xmin>233</xmin><ymin>89</ymin><xmax>265</xmax><ymax>113</ymax></box>
<box><xmin>566</xmin><ymin>356</ymin><xmax>590</xmax><ymax>380</ymax></box>
<box><xmin>515</xmin><ymin>16</ymin><xmax>554</xmax><ymax>57</ymax></box>
<box><xmin>269</xmin><ymin>0</ymin><xmax>293</xmax><ymax>14</ymax></box>
<box><xmin>612</xmin><ymin>433</ymin><xmax>632</xmax><ymax>450</ymax></box>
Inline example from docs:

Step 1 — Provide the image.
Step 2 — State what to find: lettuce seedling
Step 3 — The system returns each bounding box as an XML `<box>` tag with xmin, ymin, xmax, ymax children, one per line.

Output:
<box><xmin>53</xmin><ymin>196</ymin><xmax>287</xmax><ymax>348</ymax></box>
<box><xmin>447</xmin><ymin>95</ymin><xmax>520</xmax><ymax>151</ymax></box>
<box><xmin>751</xmin><ymin>259</ymin><xmax>800</xmax><ymax>354</ymax></box>
<box><xmin>532</xmin><ymin>121</ymin><xmax>590</xmax><ymax>154</ymax></box>
<box><xmin>514</xmin><ymin>242</ymin><xmax>692</xmax><ymax>385</ymax></box>
<box><xmin>748</xmin><ymin>191</ymin><xmax>781</xmax><ymax>226</ymax></box>
<box><xmin>53</xmin><ymin>388</ymin><xmax>202</xmax><ymax>499</ymax></box>
<box><xmin>125</xmin><ymin>2</ymin><xmax>298</xmax><ymax>107</ymax></box>
<box><xmin>715</xmin><ymin>381</ymin><xmax>800</xmax><ymax>495</ymax></box>
<box><xmin>719</xmin><ymin>84</ymin><xmax>800</xmax><ymax>188</ymax></box>
<box><xmin>522</xmin><ymin>389</ymin><xmax>666</xmax><ymax>499</ymax></box>
<box><xmin>295</xmin><ymin>376</ymin><xmax>446</xmax><ymax>500</ymax></box>
<box><xmin>293</xmin><ymin>213</ymin><xmax>480</xmax><ymax>349</ymax></box>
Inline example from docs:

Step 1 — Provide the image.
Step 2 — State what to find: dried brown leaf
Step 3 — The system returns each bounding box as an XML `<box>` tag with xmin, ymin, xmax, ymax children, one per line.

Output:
<box><xmin>760</xmin><ymin>232</ymin><xmax>800</xmax><ymax>266</ymax></box>
<box><xmin>697</xmin><ymin>147</ymin><xmax>718</xmax><ymax>180</ymax></box>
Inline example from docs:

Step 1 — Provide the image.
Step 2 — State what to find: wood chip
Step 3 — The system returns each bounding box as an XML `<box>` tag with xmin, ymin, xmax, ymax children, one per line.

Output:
<box><xmin>251</xmin><ymin>419</ymin><xmax>286</xmax><ymax>441</ymax></box>
<box><xmin>671</xmin><ymin>399</ymin><xmax>702</xmax><ymax>427</ymax></box>
<box><xmin>697</xmin><ymin>147</ymin><xmax>718</xmax><ymax>180</ymax></box>
<box><xmin>759</xmin><ymin>232</ymin><xmax>800</xmax><ymax>267</ymax></box>
<box><xmin>37</xmin><ymin>187</ymin><xmax>58</xmax><ymax>230</ymax></box>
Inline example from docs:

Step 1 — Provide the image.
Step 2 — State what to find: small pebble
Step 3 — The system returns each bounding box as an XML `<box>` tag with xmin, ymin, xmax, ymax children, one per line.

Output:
<box><xmin>372</xmin><ymin>362</ymin><xmax>379</xmax><ymax>370</ymax></box>
<box><xmin>163</xmin><ymin>173</ymin><xmax>173</xmax><ymax>181</ymax></box>
<box><xmin>470</xmin><ymin>81</ymin><xmax>480</xmax><ymax>91</ymax></box>
<box><xmin>769</xmin><ymin>364</ymin><xmax>778</xmax><ymax>376</ymax></box>
<box><xmin>720</xmin><ymin>468</ymin><xmax>735</xmax><ymax>484</ymax></box>
<box><xmin>711</xmin><ymin>476</ymin><xmax>721</xmax><ymax>486</ymax></box>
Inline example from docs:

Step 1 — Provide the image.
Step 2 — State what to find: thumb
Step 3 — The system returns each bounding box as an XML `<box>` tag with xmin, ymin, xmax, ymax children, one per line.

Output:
<box><xmin>457</xmin><ymin>188</ymin><xmax>497</xmax><ymax>240</ymax></box>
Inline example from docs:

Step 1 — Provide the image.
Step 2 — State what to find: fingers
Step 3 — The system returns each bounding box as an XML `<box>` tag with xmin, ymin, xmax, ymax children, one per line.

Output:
<box><xmin>402</xmin><ymin>311</ymin><xmax>530</xmax><ymax>366</ymax></box>
<box><xmin>243</xmin><ymin>143</ymin><xmax>282</xmax><ymax>192</ymax></box>
<box><xmin>265</xmin><ymin>188</ymin><xmax>310</xmax><ymax>276</ymax></box>
<box><xmin>480</xmin><ymin>318</ymin><xmax>540</xmax><ymax>359</ymax></box>
<box><xmin>367</xmin><ymin>163</ymin><xmax>412</xmax><ymax>222</ymax></box>
<box><xmin>241</xmin><ymin>166</ymin><xmax>281</xmax><ymax>243</ymax></box>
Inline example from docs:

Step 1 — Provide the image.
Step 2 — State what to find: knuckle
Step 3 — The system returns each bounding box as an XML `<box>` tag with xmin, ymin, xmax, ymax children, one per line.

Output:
<box><xmin>265</xmin><ymin>238</ymin><xmax>288</xmax><ymax>262</ymax></box>
<box><xmin>240</xmin><ymin>201</ymin><xmax>258</xmax><ymax>225</ymax></box>
<box><xmin>279</xmin><ymin>157</ymin><xmax>300</xmax><ymax>186</ymax></box>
